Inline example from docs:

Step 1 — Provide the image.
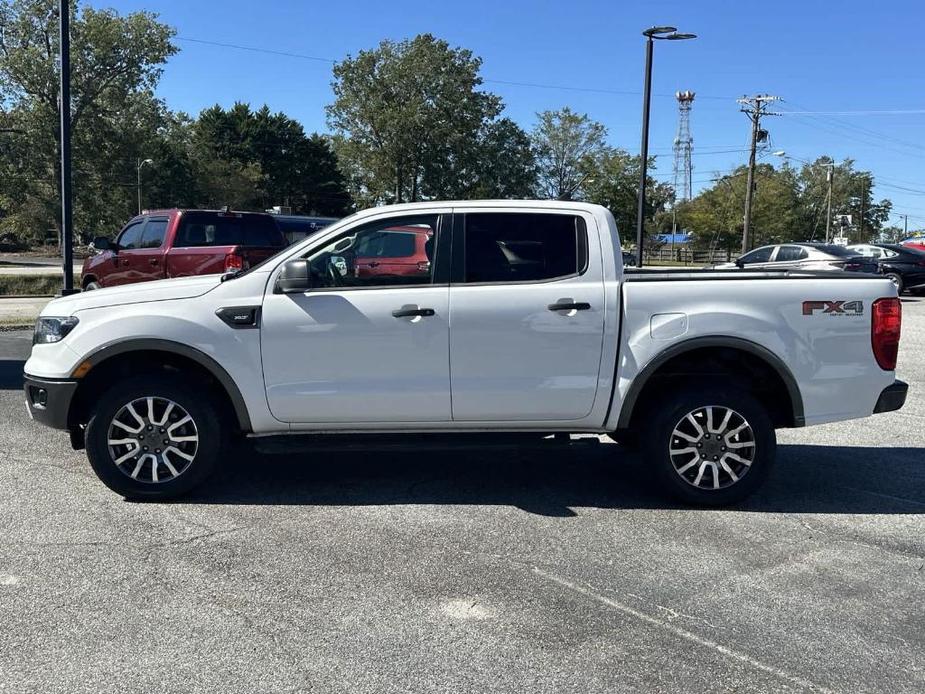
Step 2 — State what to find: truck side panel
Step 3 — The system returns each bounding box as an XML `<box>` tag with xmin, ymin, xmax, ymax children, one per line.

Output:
<box><xmin>608</xmin><ymin>276</ymin><xmax>898</xmax><ymax>430</ymax></box>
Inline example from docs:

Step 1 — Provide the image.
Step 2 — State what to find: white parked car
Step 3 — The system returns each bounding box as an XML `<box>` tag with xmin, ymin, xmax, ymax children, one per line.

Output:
<box><xmin>24</xmin><ymin>201</ymin><xmax>907</xmax><ymax>505</ymax></box>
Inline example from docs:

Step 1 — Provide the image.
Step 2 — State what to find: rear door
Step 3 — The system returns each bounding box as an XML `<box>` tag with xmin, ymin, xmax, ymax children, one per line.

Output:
<box><xmin>167</xmin><ymin>212</ymin><xmax>285</xmax><ymax>277</ymax></box>
<box><xmin>353</xmin><ymin>226</ymin><xmax>431</xmax><ymax>280</ymax></box>
<box><xmin>238</xmin><ymin>214</ymin><xmax>286</xmax><ymax>266</ymax></box>
<box><xmin>769</xmin><ymin>245</ymin><xmax>809</xmax><ymax>270</ymax></box>
<box><xmin>447</xmin><ymin>210</ymin><xmax>605</xmax><ymax>422</ymax></box>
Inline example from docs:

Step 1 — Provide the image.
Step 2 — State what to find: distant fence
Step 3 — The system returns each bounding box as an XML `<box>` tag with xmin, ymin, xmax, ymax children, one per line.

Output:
<box><xmin>643</xmin><ymin>247</ymin><xmax>734</xmax><ymax>266</ymax></box>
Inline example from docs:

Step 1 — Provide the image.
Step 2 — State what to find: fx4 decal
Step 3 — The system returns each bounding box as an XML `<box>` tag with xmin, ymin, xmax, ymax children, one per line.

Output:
<box><xmin>802</xmin><ymin>300</ymin><xmax>864</xmax><ymax>316</ymax></box>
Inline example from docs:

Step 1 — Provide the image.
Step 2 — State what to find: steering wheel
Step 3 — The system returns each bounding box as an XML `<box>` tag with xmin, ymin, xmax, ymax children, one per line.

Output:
<box><xmin>325</xmin><ymin>257</ymin><xmax>344</xmax><ymax>287</ymax></box>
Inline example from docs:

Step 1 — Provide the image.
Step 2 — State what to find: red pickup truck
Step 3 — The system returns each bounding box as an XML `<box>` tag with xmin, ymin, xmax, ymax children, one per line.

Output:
<box><xmin>81</xmin><ymin>209</ymin><xmax>286</xmax><ymax>290</ymax></box>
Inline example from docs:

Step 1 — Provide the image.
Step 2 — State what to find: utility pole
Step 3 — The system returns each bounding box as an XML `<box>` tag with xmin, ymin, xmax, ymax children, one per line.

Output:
<box><xmin>858</xmin><ymin>176</ymin><xmax>867</xmax><ymax>243</ymax></box>
<box><xmin>136</xmin><ymin>158</ymin><xmax>153</xmax><ymax>214</ymax></box>
<box><xmin>736</xmin><ymin>95</ymin><xmax>780</xmax><ymax>254</ymax></box>
<box><xmin>900</xmin><ymin>214</ymin><xmax>908</xmax><ymax>238</ymax></box>
<box><xmin>825</xmin><ymin>164</ymin><xmax>834</xmax><ymax>243</ymax></box>
<box><xmin>58</xmin><ymin>0</ymin><xmax>77</xmax><ymax>295</ymax></box>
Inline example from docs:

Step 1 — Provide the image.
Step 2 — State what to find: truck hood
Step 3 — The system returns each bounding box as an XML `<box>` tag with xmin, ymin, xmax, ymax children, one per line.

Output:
<box><xmin>40</xmin><ymin>275</ymin><xmax>222</xmax><ymax>316</ymax></box>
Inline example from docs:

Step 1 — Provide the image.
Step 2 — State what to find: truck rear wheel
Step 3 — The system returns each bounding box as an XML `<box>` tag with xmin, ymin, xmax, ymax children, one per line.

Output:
<box><xmin>641</xmin><ymin>385</ymin><xmax>776</xmax><ymax>506</ymax></box>
<box><xmin>84</xmin><ymin>374</ymin><xmax>223</xmax><ymax>500</ymax></box>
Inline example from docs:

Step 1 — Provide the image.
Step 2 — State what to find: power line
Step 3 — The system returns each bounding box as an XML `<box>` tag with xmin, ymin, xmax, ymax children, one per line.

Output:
<box><xmin>779</xmin><ymin>109</ymin><xmax>925</xmax><ymax>116</ymax></box>
<box><xmin>177</xmin><ymin>37</ymin><xmax>335</xmax><ymax>64</ymax></box>
<box><xmin>176</xmin><ymin>36</ymin><xmax>735</xmax><ymax>100</ymax></box>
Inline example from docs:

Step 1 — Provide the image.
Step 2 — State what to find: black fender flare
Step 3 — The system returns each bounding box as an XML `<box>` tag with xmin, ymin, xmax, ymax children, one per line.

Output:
<box><xmin>615</xmin><ymin>335</ymin><xmax>805</xmax><ymax>429</ymax></box>
<box><xmin>80</xmin><ymin>338</ymin><xmax>252</xmax><ymax>432</ymax></box>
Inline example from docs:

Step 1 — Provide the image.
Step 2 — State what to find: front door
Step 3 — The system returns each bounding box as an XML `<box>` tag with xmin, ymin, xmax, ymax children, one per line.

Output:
<box><xmin>105</xmin><ymin>218</ymin><xmax>145</xmax><ymax>286</ymax></box>
<box><xmin>737</xmin><ymin>245</ymin><xmax>776</xmax><ymax>270</ymax></box>
<box><xmin>448</xmin><ymin>211</ymin><xmax>606</xmax><ymax>421</ymax></box>
<box><xmin>261</xmin><ymin>213</ymin><xmax>451</xmax><ymax>424</ymax></box>
<box><xmin>124</xmin><ymin>217</ymin><xmax>169</xmax><ymax>283</ymax></box>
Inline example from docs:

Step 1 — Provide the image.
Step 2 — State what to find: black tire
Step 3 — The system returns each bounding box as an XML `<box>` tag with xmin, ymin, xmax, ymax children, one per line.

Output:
<box><xmin>641</xmin><ymin>384</ymin><xmax>776</xmax><ymax>506</ymax></box>
<box><xmin>83</xmin><ymin>281</ymin><xmax>101</xmax><ymax>291</ymax></box>
<box><xmin>84</xmin><ymin>373</ymin><xmax>223</xmax><ymax>499</ymax></box>
<box><xmin>884</xmin><ymin>273</ymin><xmax>903</xmax><ymax>295</ymax></box>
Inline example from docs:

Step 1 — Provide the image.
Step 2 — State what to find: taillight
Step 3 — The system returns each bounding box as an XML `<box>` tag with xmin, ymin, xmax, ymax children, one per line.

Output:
<box><xmin>416</xmin><ymin>260</ymin><xmax>431</xmax><ymax>273</ymax></box>
<box><xmin>224</xmin><ymin>252</ymin><xmax>247</xmax><ymax>272</ymax></box>
<box><xmin>871</xmin><ymin>297</ymin><xmax>902</xmax><ymax>370</ymax></box>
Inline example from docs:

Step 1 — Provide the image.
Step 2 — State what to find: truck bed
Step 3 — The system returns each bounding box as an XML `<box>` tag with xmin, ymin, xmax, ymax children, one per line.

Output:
<box><xmin>623</xmin><ymin>268</ymin><xmax>885</xmax><ymax>282</ymax></box>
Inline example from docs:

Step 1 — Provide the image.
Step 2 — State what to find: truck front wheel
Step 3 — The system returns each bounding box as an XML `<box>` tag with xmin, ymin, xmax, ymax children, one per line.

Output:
<box><xmin>84</xmin><ymin>374</ymin><xmax>223</xmax><ymax>499</ymax></box>
<box><xmin>641</xmin><ymin>385</ymin><xmax>776</xmax><ymax>506</ymax></box>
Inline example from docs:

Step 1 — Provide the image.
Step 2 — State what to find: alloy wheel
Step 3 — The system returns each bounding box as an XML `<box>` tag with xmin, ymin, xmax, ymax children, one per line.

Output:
<box><xmin>668</xmin><ymin>406</ymin><xmax>756</xmax><ymax>490</ymax></box>
<box><xmin>107</xmin><ymin>396</ymin><xmax>199</xmax><ymax>483</ymax></box>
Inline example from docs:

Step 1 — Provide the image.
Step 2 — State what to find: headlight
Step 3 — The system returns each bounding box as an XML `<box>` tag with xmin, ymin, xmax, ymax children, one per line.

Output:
<box><xmin>33</xmin><ymin>316</ymin><xmax>79</xmax><ymax>345</ymax></box>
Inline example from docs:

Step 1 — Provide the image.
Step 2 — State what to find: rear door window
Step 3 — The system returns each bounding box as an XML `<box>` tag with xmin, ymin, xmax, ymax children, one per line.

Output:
<box><xmin>140</xmin><ymin>218</ymin><xmax>169</xmax><ymax>249</ymax></box>
<box><xmin>174</xmin><ymin>212</ymin><xmax>283</xmax><ymax>248</ymax></box>
<box><xmin>775</xmin><ymin>246</ymin><xmax>807</xmax><ymax>262</ymax></box>
<box><xmin>355</xmin><ymin>230</ymin><xmax>417</xmax><ymax>258</ymax></box>
<box><xmin>462</xmin><ymin>213</ymin><xmax>586</xmax><ymax>283</ymax></box>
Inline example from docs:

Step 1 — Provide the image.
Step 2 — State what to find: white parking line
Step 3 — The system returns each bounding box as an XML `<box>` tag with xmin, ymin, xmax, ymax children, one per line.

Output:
<box><xmin>532</xmin><ymin>566</ymin><xmax>836</xmax><ymax>694</ymax></box>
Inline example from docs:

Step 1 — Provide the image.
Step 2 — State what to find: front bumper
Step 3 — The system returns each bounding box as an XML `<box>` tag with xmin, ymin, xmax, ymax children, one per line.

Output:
<box><xmin>873</xmin><ymin>380</ymin><xmax>908</xmax><ymax>414</ymax></box>
<box><xmin>24</xmin><ymin>373</ymin><xmax>78</xmax><ymax>430</ymax></box>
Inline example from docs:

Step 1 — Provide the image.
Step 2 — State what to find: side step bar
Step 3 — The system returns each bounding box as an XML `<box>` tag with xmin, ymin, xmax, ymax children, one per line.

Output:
<box><xmin>252</xmin><ymin>432</ymin><xmax>602</xmax><ymax>455</ymax></box>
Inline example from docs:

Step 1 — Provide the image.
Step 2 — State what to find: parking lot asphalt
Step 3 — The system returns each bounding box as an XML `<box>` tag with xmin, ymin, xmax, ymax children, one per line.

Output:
<box><xmin>0</xmin><ymin>300</ymin><xmax>923</xmax><ymax>694</ymax></box>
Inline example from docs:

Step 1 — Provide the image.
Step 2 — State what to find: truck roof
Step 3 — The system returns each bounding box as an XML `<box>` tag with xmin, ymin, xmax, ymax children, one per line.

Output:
<box><xmin>344</xmin><ymin>199</ymin><xmax>610</xmax><ymax>218</ymax></box>
<box><xmin>138</xmin><ymin>208</ymin><xmax>274</xmax><ymax>217</ymax></box>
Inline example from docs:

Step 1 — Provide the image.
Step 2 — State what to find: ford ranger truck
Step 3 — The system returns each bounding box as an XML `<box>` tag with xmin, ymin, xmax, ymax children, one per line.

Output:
<box><xmin>24</xmin><ymin>201</ymin><xmax>908</xmax><ymax>505</ymax></box>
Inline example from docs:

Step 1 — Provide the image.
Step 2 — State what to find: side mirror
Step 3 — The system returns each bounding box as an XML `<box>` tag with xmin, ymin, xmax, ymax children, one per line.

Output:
<box><xmin>92</xmin><ymin>236</ymin><xmax>114</xmax><ymax>252</ymax></box>
<box><xmin>734</xmin><ymin>258</ymin><xmax>744</xmax><ymax>268</ymax></box>
<box><xmin>276</xmin><ymin>259</ymin><xmax>312</xmax><ymax>294</ymax></box>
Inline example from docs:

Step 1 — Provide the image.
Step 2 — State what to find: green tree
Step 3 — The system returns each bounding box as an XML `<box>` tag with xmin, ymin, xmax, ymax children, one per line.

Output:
<box><xmin>679</xmin><ymin>164</ymin><xmax>803</xmax><ymax>252</ymax></box>
<box><xmin>464</xmin><ymin>118</ymin><xmax>536</xmax><ymax>199</ymax></box>
<box><xmin>531</xmin><ymin>107</ymin><xmax>608</xmax><ymax>200</ymax></box>
<box><xmin>327</xmin><ymin>33</ymin><xmax>502</xmax><ymax>206</ymax></box>
<box><xmin>0</xmin><ymin>0</ymin><xmax>176</xmax><ymax>242</ymax></box>
<box><xmin>192</xmin><ymin>103</ymin><xmax>351</xmax><ymax>215</ymax></box>
<box><xmin>797</xmin><ymin>158</ymin><xmax>890</xmax><ymax>242</ymax></box>
<box><xmin>582</xmin><ymin>149</ymin><xmax>672</xmax><ymax>241</ymax></box>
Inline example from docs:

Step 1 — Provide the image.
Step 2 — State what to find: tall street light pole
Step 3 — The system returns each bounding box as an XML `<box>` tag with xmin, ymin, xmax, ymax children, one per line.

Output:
<box><xmin>635</xmin><ymin>26</ymin><xmax>696</xmax><ymax>268</ymax></box>
<box><xmin>58</xmin><ymin>0</ymin><xmax>77</xmax><ymax>295</ymax></box>
<box><xmin>137</xmin><ymin>158</ymin><xmax>153</xmax><ymax>214</ymax></box>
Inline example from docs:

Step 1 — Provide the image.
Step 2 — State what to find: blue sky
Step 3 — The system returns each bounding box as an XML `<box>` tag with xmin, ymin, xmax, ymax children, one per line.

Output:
<box><xmin>101</xmin><ymin>0</ymin><xmax>925</xmax><ymax>231</ymax></box>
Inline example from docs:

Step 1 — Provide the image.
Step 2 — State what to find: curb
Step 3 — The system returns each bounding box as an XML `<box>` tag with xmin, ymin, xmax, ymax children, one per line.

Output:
<box><xmin>0</xmin><ymin>324</ymin><xmax>34</xmax><ymax>332</ymax></box>
<box><xmin>0</xmin><ymin>295</ymin><xmax>55</xmax><ymax>299</ymax></box>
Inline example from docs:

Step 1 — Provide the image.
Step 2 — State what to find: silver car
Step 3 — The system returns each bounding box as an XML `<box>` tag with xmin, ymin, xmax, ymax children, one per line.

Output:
<box><xmin>717</xmin><ymin>243</ymin><xmax>879</xmax><ymax>274</ymax></box>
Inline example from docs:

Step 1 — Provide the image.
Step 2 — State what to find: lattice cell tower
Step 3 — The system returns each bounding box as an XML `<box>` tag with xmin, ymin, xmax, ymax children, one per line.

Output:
<box><xmin>673</xmin><ymin>90</ymin><xmax>695</xmax><ymax>202</ymax></box>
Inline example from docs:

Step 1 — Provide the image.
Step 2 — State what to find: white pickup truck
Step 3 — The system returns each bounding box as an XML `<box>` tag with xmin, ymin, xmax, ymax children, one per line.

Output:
<box><xmin>24</xmin><ymin>201</ymin><xmax>907</xmax><ymax>505</ymax></box>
